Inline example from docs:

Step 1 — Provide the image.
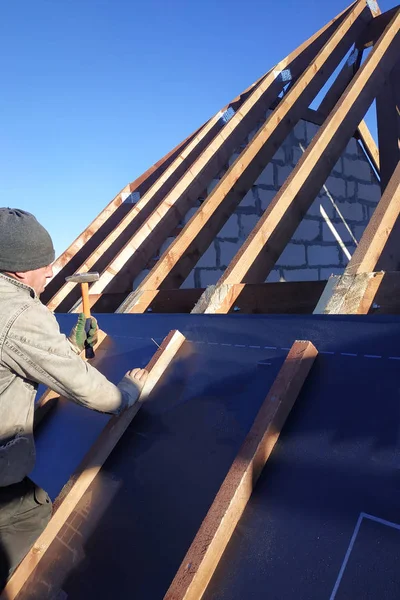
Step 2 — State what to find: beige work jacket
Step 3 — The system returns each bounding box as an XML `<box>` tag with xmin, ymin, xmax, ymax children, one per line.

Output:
<box><xmin>0</xmin><ymin>273</ymin><xmax>139</xmax><ymax>487</ymax></box>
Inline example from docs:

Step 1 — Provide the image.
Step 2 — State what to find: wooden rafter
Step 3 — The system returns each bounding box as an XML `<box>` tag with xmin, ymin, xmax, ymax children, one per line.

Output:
<box><xmin>1</xmin><ymin>330</ymin><xmax>185</xmax><ymax>600</ymax></box>
<box><xmin>164</xmin><ymin>340</ymin><xmax>317</xmax><ymax>600</ymax></box>
<box><xmin>118</xmin><ymin>0</ymin><xmax>372</xmax><ymax>314</ymax></box>
<box><xmin>193</xmin><ymin>7</ymin><xmax>400</xmax><ymax>315</ymax></box>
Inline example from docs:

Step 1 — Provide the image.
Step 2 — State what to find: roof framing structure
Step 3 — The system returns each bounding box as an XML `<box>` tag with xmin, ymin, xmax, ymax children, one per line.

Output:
<box><xmin>41</xmin><ymin>0</ymin><xmax>399</xmax><ymax>320</ymax></box>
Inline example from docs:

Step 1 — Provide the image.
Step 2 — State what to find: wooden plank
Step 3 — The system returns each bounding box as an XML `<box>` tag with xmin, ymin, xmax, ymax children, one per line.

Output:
<box><xmin>45</xmin><ymin>109</ymin><xmax>228</xmax><ymax>312</ymax></box>
<box><xmin>164</xmin><ymin>340</ymin><xmax>318</xmax><ymax>600</ymax></box>
<box><xmin>356</xmin><ymin>119</ymin><xmax>380</xmax><ymax>173</ymax></box>
<box><xmin>2</xmin><ymin>329</ymin><xmax>186</xmax><ymax>600</ymax></box>
<box><xmin>66</xmin><ymin>5</ymin><xmax>356</xmax><ymax>310</ymax></box>
<box><xmin>118</xmin><ymin>281</ymin><xmax>326</xmax><ymax>315</ymax></box>
<box><xmin>193</xmin><ymin>8</ymin><xmax>400</xmax><ymax>315</ymax></box>
<box><xmin>116</xmin><ymin>2</ymin><xmax>371</xmax><ymax>313</ymax></box>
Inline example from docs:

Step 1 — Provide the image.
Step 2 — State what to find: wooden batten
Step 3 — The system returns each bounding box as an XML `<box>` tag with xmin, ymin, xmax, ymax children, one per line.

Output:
<box><xmin>164</xmin><ymin>340</ymin><xmax>318</xmax><ymax>600</ymax></box>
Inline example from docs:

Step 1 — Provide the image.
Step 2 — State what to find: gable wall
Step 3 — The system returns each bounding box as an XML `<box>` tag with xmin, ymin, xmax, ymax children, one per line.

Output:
<box><xmin>131</xmin><ymin>111</ymin><xmax>380</xmax><ymax>291</ymax></box>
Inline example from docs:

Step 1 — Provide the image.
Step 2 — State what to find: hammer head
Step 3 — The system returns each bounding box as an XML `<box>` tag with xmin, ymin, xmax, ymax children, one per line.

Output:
<box><xmin>65</xmin><ymin>271</ymin><xmax>100</xmax><ymax>284</ymax></box>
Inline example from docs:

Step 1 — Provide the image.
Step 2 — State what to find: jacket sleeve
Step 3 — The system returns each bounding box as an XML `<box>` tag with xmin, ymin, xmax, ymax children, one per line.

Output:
<box><xmin>3</xmin><ymin>301</ymin><xmax>141</xmax><ymax>414</ymax></box>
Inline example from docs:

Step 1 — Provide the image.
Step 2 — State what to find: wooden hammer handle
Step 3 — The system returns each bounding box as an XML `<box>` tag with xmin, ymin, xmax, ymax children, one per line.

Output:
<box><xmin>81</xmin><ymin>282</ymin><xmax>91</xmax><ymax>318</ymax></box>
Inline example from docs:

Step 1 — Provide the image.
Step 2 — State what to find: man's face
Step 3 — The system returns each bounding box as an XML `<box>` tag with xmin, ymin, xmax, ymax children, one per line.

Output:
<box><xmin>22</xmin><ymin>264</ymin><xmax>54</xmax><ymax>296</ymax></box>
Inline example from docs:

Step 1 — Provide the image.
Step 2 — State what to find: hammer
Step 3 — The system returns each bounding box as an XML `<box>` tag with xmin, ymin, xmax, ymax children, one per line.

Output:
<box><xmin>65</xmin><ymin>271</ymin><xmax>100</xmax><ymax>359</ymax></box>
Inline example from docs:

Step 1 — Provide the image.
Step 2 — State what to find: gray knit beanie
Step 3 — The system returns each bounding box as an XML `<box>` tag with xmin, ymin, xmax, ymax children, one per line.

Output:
<box><xmin>0</xmin><ymin>208</ymin><xmax>55</xmax><ymax>272</ymax></box>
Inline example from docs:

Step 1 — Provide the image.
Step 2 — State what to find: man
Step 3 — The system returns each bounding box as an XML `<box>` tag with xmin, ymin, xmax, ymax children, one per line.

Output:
<box><xmin>0</xmin><ymin>207</ymin><xmax>148</xmax><ymax>589</ymax></box>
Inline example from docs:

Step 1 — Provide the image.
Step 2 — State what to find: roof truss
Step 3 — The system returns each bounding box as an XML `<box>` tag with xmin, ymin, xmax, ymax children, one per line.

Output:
<box><xmin>42</xmin><ymin>1</ymin><xmax>399</xmax><ymax>318</ymax></box>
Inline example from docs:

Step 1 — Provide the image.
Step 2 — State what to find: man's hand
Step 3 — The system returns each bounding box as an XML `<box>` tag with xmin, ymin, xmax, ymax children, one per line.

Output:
<box><xmin>118</xmin><ymin>368</ymin><xmax>149</xmax><ymax>408</ymax></box>
<box><xmin>126</xmin><ymin>368</ymin><xmax>149</xmax><ymax>388</ymax></box>
<box><xmin>125</xmin><ymin>368</ymin><xmax>149</xmax><ymax>400</ymax></box>
<box><xmin>68</xmin><ymin>313</ymin><xmax>99</xmax><ymax>354</ymax></box>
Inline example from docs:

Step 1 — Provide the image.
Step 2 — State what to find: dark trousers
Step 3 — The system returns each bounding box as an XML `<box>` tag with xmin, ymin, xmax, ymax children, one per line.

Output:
<box><xmin>0</xmin><ymin>477</ymin><xmax>52</xmax><ymax>592</ymax></box>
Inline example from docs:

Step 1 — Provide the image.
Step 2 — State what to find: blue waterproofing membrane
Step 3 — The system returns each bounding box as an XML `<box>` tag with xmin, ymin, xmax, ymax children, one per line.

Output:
<box><xmin>333</xmin><ymin>515</ymin><xmax>400</xmax><ymax>599</ymax></box>
<box><xmin>32</xmin><ymin>314</ymin><xmax>400</xmax><ymax>599</ymax></box>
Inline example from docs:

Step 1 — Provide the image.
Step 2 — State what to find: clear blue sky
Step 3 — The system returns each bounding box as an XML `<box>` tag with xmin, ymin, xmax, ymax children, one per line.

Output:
<box><xmin>1</xmin><ymin>0</ymin><xmax>397</xmax><ymax>258</ymax></box>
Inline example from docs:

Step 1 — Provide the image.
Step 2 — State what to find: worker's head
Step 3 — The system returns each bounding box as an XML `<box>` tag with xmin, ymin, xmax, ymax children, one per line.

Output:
<box><xmin>0</xmin><ymin>208</ymin><xmax>55</xmax><ymax>295</ymax></box>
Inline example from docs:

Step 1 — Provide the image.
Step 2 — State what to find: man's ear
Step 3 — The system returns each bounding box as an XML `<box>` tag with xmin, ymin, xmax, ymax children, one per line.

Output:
<box><xmin>13</xmin><ymin>271</ymin><xmax>29</xmax><ymax>283</ymax></box>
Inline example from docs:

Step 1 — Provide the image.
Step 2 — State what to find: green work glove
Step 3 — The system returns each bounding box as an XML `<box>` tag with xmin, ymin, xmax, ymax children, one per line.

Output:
<box><xmin>68</xmin><ymin>313</ymin><xmax>98</xmax><ymax>353</ymax></box>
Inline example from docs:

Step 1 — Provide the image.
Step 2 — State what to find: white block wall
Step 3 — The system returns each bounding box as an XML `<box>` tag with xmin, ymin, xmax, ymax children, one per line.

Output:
<box><xmin>132</xmin><ymin>111</ymin><xmax>381</xmax><ymax>290</ymax></box>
